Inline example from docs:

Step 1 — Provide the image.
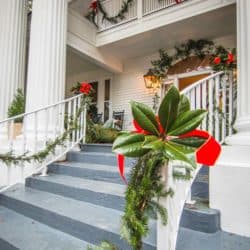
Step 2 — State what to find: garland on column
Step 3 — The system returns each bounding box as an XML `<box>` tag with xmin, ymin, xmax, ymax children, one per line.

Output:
<box><xmin>86</xmin><ymin>0</ymin><xmax>182</xmax><ymax>28</ymax></box>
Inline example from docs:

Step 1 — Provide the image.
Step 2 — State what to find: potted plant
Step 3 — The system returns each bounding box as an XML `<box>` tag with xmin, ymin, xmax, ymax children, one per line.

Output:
<box><xmin>7</xmin><ymin>89</ymin><xmax>25</xmax><ymax>139</ymax></box>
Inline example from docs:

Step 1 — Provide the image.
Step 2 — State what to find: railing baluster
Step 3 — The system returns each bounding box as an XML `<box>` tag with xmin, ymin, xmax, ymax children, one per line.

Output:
<box><xmin>228</xmin><ymin>72</ymin><xmax>233</xmax><ymax>136</ymax></box>
<box><xmin>208</xmin><ymin>78</ymin><xmax>214</xmax><ymax>134</ymax></box>
<box><xmin>215</xmin><ymin>76</ymin><xmax>220</xmax><ymax>141</ymax></box>
<box><xmin>201</xmin><ymin>81</ymin><xmax>207</xmax><ymax>130</ymax></box>
<box><xmin>221</xmin><ymin>75</ymin><xmax>227</xmax><ymax>141</ymax></box>
<box><xmin>67</xmin><ymin>99</ymin><xmax>72</xmax><ymax>147</ymax></box>
<box><xmin>72</xmin><ymin>98</ymin><xmax>77</xmax><ymax>143</ymax></box>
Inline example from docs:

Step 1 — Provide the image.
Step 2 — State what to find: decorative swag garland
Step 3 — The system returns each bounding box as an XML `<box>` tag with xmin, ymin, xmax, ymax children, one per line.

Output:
<box><xmin>0</xmin><ymin>83</ymin><xmax>93</xmax><ymax>166</ymax></box>
<box><xmin>86</xmin><ymin>0</ymin><xmax>183</xmax><ymax>28</ymax></box>
<box><xmin>150</xmin><ymin>39</ymin><xmax>236</xmax><ymax>78</ymax></box>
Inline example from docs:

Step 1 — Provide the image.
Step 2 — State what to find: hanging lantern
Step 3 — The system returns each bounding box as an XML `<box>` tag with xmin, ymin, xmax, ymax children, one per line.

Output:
<box><xmin>143</xmin><ymin>69</ymin><xmax>161</xmax><ymax>90</ymax></box>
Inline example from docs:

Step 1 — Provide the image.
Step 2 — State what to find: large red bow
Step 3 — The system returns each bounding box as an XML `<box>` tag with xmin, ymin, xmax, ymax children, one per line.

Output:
<box><xmin>117</xmin><ymin>121</ymin><xmax>221</xmax><ymax>183</ymax></box>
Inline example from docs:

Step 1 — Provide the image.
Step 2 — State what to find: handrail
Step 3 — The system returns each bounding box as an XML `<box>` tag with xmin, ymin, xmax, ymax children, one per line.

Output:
<box><xmin>158</xmin><ymin>70</ymin><xmax>236</xmax><ymax>250</ymax></box>
<box><xmin>0</xmin><ymin>94</ymin><xmax>87</xmax><ymax>190</ymax></box>
<box><xmin>0</xmin><ymin>94</ymin><xmax>83</xmax><ymax>124</ymax></box>
<box><xmin>96</xmin><ymin>0</ymin><xmax>188</xmax><ymax>31</ymax></box>
<box><xmin>181</xmin><ymin>71</ymin><xmax>224</xmax><ymax>95</ymax></box>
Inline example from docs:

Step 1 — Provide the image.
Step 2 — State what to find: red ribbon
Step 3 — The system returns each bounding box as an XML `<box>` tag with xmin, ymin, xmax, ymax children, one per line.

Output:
<box><xmin>179</xmin><ymin>130</ymin><xmax>221</xmax><ymax>166</ymax></box>
<box><xmin>117</xmin><ymin>122</ymin><xmax>221</xmax><ymax>183</ymax></box>
<box><xmin>117</xmin><ymin>154</ymin><xmax>127</xmax><ymax>184</ymax></box>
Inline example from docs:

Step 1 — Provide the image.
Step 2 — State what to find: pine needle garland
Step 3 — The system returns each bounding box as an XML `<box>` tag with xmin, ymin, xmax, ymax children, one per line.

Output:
<box><xmin>121</xmin><ymin>152</ymin><xmax>173</xmax><ymax>250</ymax></box>
<box><xmin>0</xmin><ymin>96</ymin><xmax>86</xmax><ymax>166</ymax></box>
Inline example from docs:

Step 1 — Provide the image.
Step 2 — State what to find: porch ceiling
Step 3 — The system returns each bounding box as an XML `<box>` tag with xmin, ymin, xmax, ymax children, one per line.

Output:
<box><xmin>98</xmin><ymin>4</ymin><xmax>236</xmax><ymax>60</ymax></box>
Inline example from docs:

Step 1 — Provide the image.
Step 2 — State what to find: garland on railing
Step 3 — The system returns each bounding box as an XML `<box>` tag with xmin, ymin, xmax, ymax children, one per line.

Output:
<box><xmin>86</xmin><ymin>0</ymin><xmax>182</xmax><ymax>28</ymax></box>
<box><xmin>111</xmin><ymin>86</ymin><xmax>221</xmax><ymax>249</ymax></box>
<box><xmin>150</xmin><ymin>39</ymin><xmax>236</xmax><ymax>77</ymax></box>
<box><xmin>0</xmin><ymin>83</ymin><xmax>93</xmax><ymax>166</ymax></box>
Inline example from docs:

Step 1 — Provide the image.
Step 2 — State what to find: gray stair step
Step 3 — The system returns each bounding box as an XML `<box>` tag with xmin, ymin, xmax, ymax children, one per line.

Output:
<box><xmin>26</xmin><ymin>174</ymin><xmax>125</xmax><ymax>211</ymax></box>
<box><xmin>0</xmin><ymin>185</ymin><xmax>156</xmax><ymax>250</ymax></box>
<box><xmin>67</xmin><ymin>151</ymin><xmax>135</xmax><ymax>167</ymax></box>
<box><xmin>191</xmin><ymin>166</ymin><xmax>209</xmax><ymax>200</ymax></box>
<box><xmin>67</xmin><ymin>151</ymin><xmax>117</xmax><ymax>166</ymax></box>
<box><xmin>48</xmin><ymin>161</ymin><xmax>130</xmax><ymax>184</ymax></box>
<box><xmin>0</xmin><ymin>205</ymin><xmax>90</xmax><ymax>250</ymax></box>
<box><xmin>80</xmin><ymin>143</ymin><xmax>113</xmax><ymax>153</ymax></box>
<box><xmin>177</xmin><ymin>227</ymin><xmax>250</xmax><ymax>250</ymax></box>
<box><xmin>180</xmin><ymin>202</ymin><xmax>220</xmax><ymax>233</ymax></box>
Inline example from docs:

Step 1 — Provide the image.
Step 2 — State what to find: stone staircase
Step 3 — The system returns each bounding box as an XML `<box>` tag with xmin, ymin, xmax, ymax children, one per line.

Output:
<box><xmin>0</xmin><ymin>144</ymin><xmax>249</xmax><ymax>250</ymax></box>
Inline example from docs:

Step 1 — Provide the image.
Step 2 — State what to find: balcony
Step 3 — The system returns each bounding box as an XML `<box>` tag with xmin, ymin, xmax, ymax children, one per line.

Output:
<box><xmin>97</xmin><ymin>0</ymin><xmax>188</xmax><ymax>32</ymax></box>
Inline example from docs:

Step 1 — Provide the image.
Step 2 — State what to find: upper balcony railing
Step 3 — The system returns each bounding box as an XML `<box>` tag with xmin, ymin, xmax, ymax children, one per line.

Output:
<box><xmin>97</xmin><ymin>0</ymin><xmax>188</xmax><ymax>31</ymax></box>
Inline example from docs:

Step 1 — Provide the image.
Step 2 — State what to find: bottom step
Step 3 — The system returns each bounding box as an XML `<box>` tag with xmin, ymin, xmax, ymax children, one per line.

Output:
<box><xmin>0</xmin><ymin>206</ymin><xmax>90</xmax><ymax>250</ymax></box>
<box><xmin>177</xmin><ymin>227</ymin><xmax>250</xmax><ymax>250</ymax></box>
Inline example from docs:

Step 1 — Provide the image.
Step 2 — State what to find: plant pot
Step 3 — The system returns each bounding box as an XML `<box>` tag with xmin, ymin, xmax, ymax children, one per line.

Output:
<box><xmin>8</xmin><ymin>122</ymin><xmax>23</xmax><ymax>140</ymax></box>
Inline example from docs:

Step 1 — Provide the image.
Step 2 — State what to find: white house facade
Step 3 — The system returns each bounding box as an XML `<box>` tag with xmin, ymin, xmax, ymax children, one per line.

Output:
<box><xmin>0</xmin><ymin>0</ymin><xmax>250</xmax><ymax>249</ymax></box>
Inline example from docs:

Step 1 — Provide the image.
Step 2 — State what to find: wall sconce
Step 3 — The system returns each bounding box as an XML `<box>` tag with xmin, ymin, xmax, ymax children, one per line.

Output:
<box><xmin>143</xmin><ymin>69</ymin><xmax>162</xmax><ymax>113</ymax></box>
<box><xmin>143</xmin><ymin>69</ymin><xmax>162</xmax><ymax>92</ymax></box>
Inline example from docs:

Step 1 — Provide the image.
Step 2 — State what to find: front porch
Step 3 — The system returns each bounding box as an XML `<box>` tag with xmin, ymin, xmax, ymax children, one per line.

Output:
<box><xmin>1</xmin><ymin>0</ymin><xmax>250</xmax><ymax>249</ymax></box>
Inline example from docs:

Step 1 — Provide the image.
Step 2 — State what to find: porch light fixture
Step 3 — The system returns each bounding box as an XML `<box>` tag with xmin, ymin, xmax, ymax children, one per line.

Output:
<box><xmin>143</xmin><ymin>69</ymin><xmax>161</xmax><ymax>91</ymax></box>
<box><xmin>143</xmin><ymin>69</ymin><xmax>162</xmax><ymax>113</ymax></box>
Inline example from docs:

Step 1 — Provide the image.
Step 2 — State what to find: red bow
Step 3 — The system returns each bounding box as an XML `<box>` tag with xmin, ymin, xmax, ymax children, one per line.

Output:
<box><xmin>117</xmin><ymin>121</ymin><xmax>221</xmax><ymax>183</ymax></box>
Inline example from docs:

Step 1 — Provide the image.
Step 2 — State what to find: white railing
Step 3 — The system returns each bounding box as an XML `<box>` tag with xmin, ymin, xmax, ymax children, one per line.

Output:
<box><xmin>97</xmin><ymin>0</ymin><xmax>138</xmax><ymax>31</ymax></box>
<box><xmin>158</xmin><ymin>71</ymin><xmax>236</xmax><ymax>250</ymax></box>
<box><xmin>143</xmin><ymin>0</ymin><xmax>186</xmax><ymax>16</ymax></box>
<box><xmin>0</xmin><ymin>94</ymin><xmax>87</xmax><ymax>191</ymax></box>
<box><xmin>97</xmin><ymin>0</ymin><xmax>188</xmax><ymax>31</ymax></box>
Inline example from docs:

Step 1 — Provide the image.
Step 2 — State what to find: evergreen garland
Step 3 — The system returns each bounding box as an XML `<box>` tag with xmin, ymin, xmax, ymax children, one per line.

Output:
<box><xmin>0</xmin><ymin>96</ymin><xmax>86</xmax><ymax>166</ymax></box>
<box><xmin>86</xmin><ymin>0</ymin><xmax>183</xmax><ymax>28</ymax></box>
<box><xmin>150</xmin><ymin>39</ymin><xmax>236</xmax><ymax>78</ymax></box>
<box><xmin>86</xmin><ymin>0</ymin><xmax>135</xmax><ymax>27</ymax></box>
<box><xmin>121</xmin><ymin>152</ymin><xmax>174</xmax><ymax>250</ymax></box>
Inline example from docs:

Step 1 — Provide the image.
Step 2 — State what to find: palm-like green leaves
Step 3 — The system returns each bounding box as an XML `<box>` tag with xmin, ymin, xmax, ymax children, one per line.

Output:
<box><xmin>112</xmin><ymin>86</ymin><xmax>207</xmax><ymax>168</ymax></box>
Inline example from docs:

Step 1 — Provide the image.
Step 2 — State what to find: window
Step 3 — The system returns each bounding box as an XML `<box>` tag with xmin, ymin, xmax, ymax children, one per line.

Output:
<box><xmin>104</xmin><ymin>79</ymin><xmax>111</xmax><ymax>122</ymax></box>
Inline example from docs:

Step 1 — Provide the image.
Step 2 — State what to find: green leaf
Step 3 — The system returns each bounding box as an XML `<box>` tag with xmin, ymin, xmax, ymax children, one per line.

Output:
<box><xmin>168</xmin><ymin>110</ymin><xmax>207</xmax><ymax>136</ymax></box>
<box><xmin>178</xmin><ymin>94</ymin><xmax>190</xmax><ymax>115</ymax></box>
<box><xmin>170</xmin><ymin>137</ymin><xmax>206</xmax><ymax>148</ymax></box>
<box><xmin>167</xmin><ymin>141</ymin><xmax>195</xmax><ymax>154</ymax></box>
<box><xmin>112</xmin><ymin>133</ymin><xmax>149</xmax><ymax>157</ymax></box>
<box><xmin>164</xmin><ymin>142</ymin><xmax>196</xmax><ymax>168</ymax></box>
<box><xmin>143</xmin><ymin>135</ymin><xmax>158</xmax><ymax>145</ymax></box>
<box><xmin>143</xmin><ymin>139</ymin><xmax>165</xmax><ymax>151</ymax></box>
<box><xmin>158</xmin><ymin>86</ymin><xmax>180</xmax><ymax>133</ymax></box>
<box><xmin>131</xmin><ymin>101</ymin><xmax>159</xmax><ymax>136</ymax></box>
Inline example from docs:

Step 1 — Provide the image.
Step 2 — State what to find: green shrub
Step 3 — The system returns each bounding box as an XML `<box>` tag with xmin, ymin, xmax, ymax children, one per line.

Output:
<box><xmin>7</xmin><ymin>89</ymin><xmax>25</xmax><ymax>123</ymax></box>
<box><xmin>86</xmin><ymin>120</ymin><xmax>119</xmax><ymax>144</ymax></box>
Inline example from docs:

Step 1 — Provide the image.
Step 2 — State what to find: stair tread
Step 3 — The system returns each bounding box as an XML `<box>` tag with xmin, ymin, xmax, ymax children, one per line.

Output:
<box><xmin>184</xmin><ymin>202</ymin><xmax>219</xmax><ymax>214</ymax></box>
<box><xmin>177</xmin><ymin>227</ymin><xmax>250</xmax><ymax>250</ymax></box>
<box><xmin>1</xmin><ymin>184</ymin><xmax>156</xmax><ymax>247</ymax></box>
<box><xmin>0</xmin><ymin>205</ymin><xmax>91</xmax><ymax>250</ymax></box>
<box><xmin>70</xmin><ymin>151</ymin><xmax>115</xmax><ymax>157</ymax></box>
<box><xmin>30</xmin><ymin>174</ymin><xmax>126</xmax><ymax>197</ymax></box>
<box><xmin>51</xmin><ymin>161</ymin><xmax>130</xmax><ymax>173</ymax></box>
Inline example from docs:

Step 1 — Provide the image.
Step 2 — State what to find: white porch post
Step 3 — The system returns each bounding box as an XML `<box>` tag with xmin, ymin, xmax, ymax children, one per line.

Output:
<box><xmin>25</xmin><ymin>0</ymin><xmax>68</xmax><ymax>113</ymax></box>
<box><xmin>0</xmin><ymin>0</ymin><xmax>27</xmax><ymax>120</ymax></box>
<box><xmin>210</xmin><ymin>0</ymin><xmax>250</xmax><ymax>237</ymax></box>
<box><xmin>226</xmin><ymin>0</ymin><xmax>250</xmax><ymax>145</ymax></box>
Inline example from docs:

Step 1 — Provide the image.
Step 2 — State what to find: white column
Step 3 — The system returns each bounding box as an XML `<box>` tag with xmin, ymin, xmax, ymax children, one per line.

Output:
<box><xmin>25</xmin><ymin>0</ymin><xmax>68</xmax><ymax>112</ymax></box>
<box><xmin>25</xmin><ymin>0</ymin><xmax>69</xmax><ymax>138</ymax></box>
<box><xmin>226</xmin><ymin>0</ymin><xmax>250</xmax><ymax>145</ymax></box>
<box><xmin>0</xmin><ymin>0</ymin><xmax>27</xmax><ymax>120</ymax></box>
